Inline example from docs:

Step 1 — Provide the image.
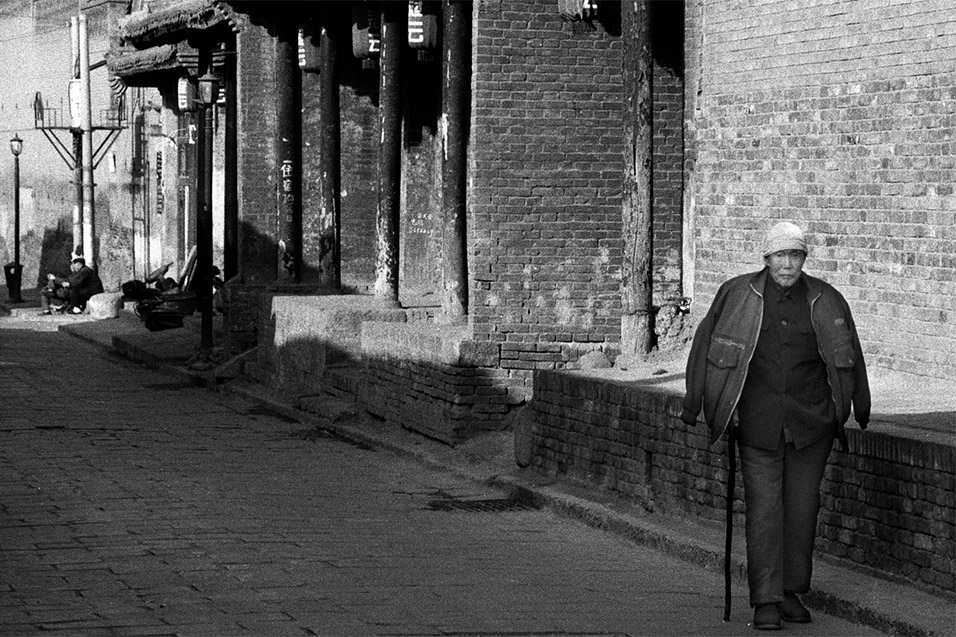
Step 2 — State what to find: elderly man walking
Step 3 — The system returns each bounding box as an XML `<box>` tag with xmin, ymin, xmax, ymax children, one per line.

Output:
<box><xmin>681</xmin><ymin>221</ymin><xmax>871</xmax><ymax>630</ymax></box>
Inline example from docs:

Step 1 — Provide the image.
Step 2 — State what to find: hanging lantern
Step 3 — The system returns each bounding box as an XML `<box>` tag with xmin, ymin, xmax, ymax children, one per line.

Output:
<box><xmin>408</xmin><ymin>1</ymin><xmax>439</xmax><ymax>52</ymax></box>
<box><xmin>352</xmin><ymin>3</ymin><xmax>381</xmax><ymax>68</ymax></box>
<box><xmin>298</xmin><ymin>28</ymin><xmax>321</xmax><ymax>73</ymax></box>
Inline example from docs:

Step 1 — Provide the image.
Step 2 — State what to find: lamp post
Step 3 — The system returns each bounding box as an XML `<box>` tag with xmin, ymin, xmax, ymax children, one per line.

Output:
<box><xmin>196</xmin><ymin>71</ymin><xmax>218</xmax><ymax>362</ymax></box>
<box><xmin>6</xmin><ymin>134</ymin><xmax>23</xmax><ymax>303</ymax></box>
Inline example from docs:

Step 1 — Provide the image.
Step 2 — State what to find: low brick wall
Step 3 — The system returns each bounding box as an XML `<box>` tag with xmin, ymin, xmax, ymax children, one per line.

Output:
<box><xmin>361</xmin><ymin>322</ymin><xmax>524</xmax><ymax>444</ymax></box>
<box><xmin>531</xmin><ymin>368</ymin><xmax>955</xmax><ymax>595</ymax></box>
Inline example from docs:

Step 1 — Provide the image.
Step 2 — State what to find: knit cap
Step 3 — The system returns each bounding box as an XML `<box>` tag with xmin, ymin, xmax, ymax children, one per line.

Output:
<box><xmin>763</xmin><ymin>221</ymin><xmax>807</xmax><ymax>256</ymax></box>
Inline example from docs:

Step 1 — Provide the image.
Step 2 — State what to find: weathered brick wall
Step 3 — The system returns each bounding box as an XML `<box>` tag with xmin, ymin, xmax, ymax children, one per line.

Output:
<box><xmin>400</xmin><ymin>53</ymin><xmax>443</xmax><ymax>304</ymax></box>
<box><xmin>532</xmin><ymin>368</ymin><xmax>955</xmax><ymax>595</ymax></box>
<box><xmin>470</xmin><ymin>0</ymin><xmax>624</xmax><ymax>356</ymax></box>
<box><xmin>236</xmin><ymin>19</ymin><xmax>278</xmax><ymax>283</ymax></box>
<box><xmin>653</xmin><ymin>67</ymin><xmax>684</xmax><ymax>303</ymax></box>
<box><xmin>687</xmin><ymin>0</ymin><xmax>956</xmax><ymax>379</ymax></box>
<box><xmin>339</xmin><ymin>57</ymin><xmax>379</xmax><ymax>289</ymax></box>
<box><xmin>470</xmin><ymin>0</ymin><xmax>685</xmax><ymax>369</ymax></box>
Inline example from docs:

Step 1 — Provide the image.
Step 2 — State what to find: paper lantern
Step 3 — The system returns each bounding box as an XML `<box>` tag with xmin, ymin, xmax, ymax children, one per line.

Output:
<box><xmin>408</xmin><ymin>1</ymin><xmax>439</xmax><ymax>51</ymax></box>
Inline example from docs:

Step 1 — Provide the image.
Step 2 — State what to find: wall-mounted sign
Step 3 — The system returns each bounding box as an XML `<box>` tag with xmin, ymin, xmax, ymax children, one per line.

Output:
<box><xmin>177</xmin><ymin>76</ymin><xmax>197</xmax><ymax>112</ymax></box>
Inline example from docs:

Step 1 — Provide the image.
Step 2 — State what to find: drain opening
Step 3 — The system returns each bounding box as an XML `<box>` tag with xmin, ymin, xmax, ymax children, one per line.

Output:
<box><xmin>291</xmin><ymin>425</ymin><xmax>376</xmax><ymax>451</ymax></box>
<box><xmin>426</xmin><ymin>494</ymin><xmax>540</xmax><ymax>513</ymax></box>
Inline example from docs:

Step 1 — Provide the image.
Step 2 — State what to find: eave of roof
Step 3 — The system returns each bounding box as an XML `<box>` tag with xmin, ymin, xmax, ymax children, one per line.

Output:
<box><xmin>106</xmin><ymin>42</ymin><xmax>197</xmax><ymax>87</ymax></box>
<box><xmin>118</xmin><ymin>0</ymin><xmax>231</xmax><ymax>46</ymax></box>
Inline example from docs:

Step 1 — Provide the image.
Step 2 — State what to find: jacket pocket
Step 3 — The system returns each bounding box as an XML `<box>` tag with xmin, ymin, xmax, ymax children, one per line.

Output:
<box><xmin>832</xmin><ymin>342</ymin><xmax>855</xmax><ymax>368</ymax></box>
<box><xmin>707</xmin><ymin>338</ymin><xmax>742</xmax><ymax>368</ymax></box>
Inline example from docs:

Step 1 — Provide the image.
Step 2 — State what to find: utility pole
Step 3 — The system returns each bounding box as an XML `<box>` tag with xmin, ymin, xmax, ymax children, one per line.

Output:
<box><xmin>79</xmin><ymin>13</ymin><xmax>95</xmax><ymax>267</ymax></box>
<box><xmin>70</xmin><ymin>17</ymin><xmax>82</xmax><ymax>253</ymax></box>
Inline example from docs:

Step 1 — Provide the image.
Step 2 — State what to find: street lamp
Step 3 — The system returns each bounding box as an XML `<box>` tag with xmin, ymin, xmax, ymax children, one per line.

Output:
<box><xmin>5</xmin><ymin>134</ymin><xmax>23</xmax><ymax>303</ymax></box>
<box><xmin>195</xmin><ymin>70</ymin><xmax>219</xmax><ymax>364</ymax></box>
<box><xmin>198</xmin><ymin>71</ymin><xmax>219</xmax><ymax>107</ymax></box>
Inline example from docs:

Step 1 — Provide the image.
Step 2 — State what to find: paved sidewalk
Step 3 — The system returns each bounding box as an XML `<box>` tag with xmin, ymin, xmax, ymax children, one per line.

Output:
<box><xmin>2</xmin><ymin>305</ymin><xmax>953</xmax><ymax>636</ymax></box>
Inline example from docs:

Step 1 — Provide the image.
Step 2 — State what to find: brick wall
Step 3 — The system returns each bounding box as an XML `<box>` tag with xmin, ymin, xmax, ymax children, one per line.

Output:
<box><xmin>470</xmin><ymin>0</ymin><xmax>624</xmax><ymax>356</ymax></box>
<box><xmin>532</xmin><ymin>368</ymin><xmax>955</xmax><ymax>595</ymax></box>
<box><xmin>236</xmin><ymin>19</ymin><xmax>278</xmax><ymax>283</ymax></box>
<box><xmin>470</xmin><ymin>0</ymin><xmax>686</xmax><ymax>368</ymax></box>
<box><xmin>400</xmin><ymin>52</ymin><xmax>444</xmax><ymax>305</ymax></box>
<box><xmin>687</xmin><ymin>0</ymin><xmax>956</xmax><ymax>379</ymax></box>
<box><xmin>339</xmin><ymin>57</ymin><xmax>379</xmax><ymax>289</ymax></box>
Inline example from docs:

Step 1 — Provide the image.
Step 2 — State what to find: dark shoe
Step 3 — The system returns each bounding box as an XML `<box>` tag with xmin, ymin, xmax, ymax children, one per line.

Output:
<box><xmin>753</xmin><ymin>604</ymin><xmax>781</xmax><ymax>630</ymax></box>
<box><xmin>779</xmin><ymin>592</ymin><xmax>811</xmax><ymax>623</ymax></box>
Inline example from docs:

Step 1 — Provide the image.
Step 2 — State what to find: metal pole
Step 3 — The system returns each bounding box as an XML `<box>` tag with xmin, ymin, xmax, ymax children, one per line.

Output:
<box><xmin>13</xmin><ymin>152</ymin><xmax>20</xmax><ymax>272</ymax></box>
<box><xmin>11</xmin><ymin>152</ymin><xmax>22</xmax><ymax>303</ymax></box>
<box><xmin>199</xmin><ymin>100</ymin><xmax>214</xmax><ymax>357</ymax></box>
<box><xmin>79</xmin><ymin>14</ymin><xmax>95</xmax><ymax>267</ymax></box>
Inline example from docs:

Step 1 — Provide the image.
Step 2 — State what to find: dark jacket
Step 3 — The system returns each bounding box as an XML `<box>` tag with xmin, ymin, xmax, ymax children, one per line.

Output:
<box><xmin>68</xmin><ymin>265</ymin><xmax>104</xmax><ymax>301</ymax></box>
<box><xmin>680</xmin><ymin>268</ymin><xmax>870</xmax><ymax>450</ymax></box>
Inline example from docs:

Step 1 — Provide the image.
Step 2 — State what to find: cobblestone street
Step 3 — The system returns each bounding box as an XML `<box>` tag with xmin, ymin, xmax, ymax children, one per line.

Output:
<box><xmin>1</xmin><ymin>329</ymin><xmax>881</xmax><ymax>636</ymax></box>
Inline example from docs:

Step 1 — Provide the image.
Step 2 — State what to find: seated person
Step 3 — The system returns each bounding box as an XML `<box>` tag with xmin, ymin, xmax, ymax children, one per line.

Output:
<box><xmin>39</xmin><ymin>258</ymin><xmax>104</xmax><ymax>315</ymax></box>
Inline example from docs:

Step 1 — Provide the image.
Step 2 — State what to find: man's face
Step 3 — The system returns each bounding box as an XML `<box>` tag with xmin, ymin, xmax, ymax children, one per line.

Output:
<box><xmin>70</xmin><ymin>261</ymin><xmax>81</xmax><ymax>273</ymax></box>
<box><xmin>764</xmin><ymin>250</ymin><xmax>806</xmax><ymax>288</ymax></box>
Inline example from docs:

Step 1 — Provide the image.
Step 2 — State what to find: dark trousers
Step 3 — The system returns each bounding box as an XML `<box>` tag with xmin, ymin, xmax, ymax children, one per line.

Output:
<box><xmin>738</xmin><ymin>430</ymin><xmax>834</xmax><ymax>607</ymax></box>
<box><xmin>40</xmin><ymin>286</ymin><xmax>69</xmax><ymax>311</ymax></box>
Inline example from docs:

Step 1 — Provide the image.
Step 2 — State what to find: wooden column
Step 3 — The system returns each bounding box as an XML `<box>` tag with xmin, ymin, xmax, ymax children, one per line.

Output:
<box><xmin>318</xmin><ymin>5</ymin><xmax>343</xmax><ymax>290</ymax></box>
<box><xmin>621</xmin><ymin>0</ymin><xmax>654</xmax><ymax>357</ymax></box>
<box><xmin>223</xmin><ymin>38</ymin><xmax>239</xmax><ymax>282</ymax></box>
<box><xmin>275</xmin><ymin>19</ymin><xmax>301</xmax><ymax>282</ymax></box>
<box><xmin>374</xmin><ymin>2</ymin><xmax>404</xmax><ymax>305</ymax></box>
<box><xmin>196</xmin><ymin>58</ymin><xmax>214</xmax><ymax>358</ymax></box>
<box><xmin>440</xmin><ymin>0</ymin><xmax>470</xmax><ymax>318</ymax></box>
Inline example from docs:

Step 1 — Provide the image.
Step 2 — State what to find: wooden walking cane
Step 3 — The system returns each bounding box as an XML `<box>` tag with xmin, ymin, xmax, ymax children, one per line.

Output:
<box><xmin>724</xmin><ymin>418</ymin><xmax>737</xmax><ymax>622</ymax></box>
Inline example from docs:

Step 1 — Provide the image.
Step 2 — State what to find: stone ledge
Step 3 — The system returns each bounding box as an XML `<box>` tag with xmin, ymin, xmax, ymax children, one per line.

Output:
<box><xmin>362</xmin><ymin>322</ymin><xmax>500</xmax><ymax>367</ymax></box>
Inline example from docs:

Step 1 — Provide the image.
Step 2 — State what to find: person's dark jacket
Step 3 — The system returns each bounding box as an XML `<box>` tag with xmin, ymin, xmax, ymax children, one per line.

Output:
<box><xmin>68</xmin><ymin>265</ymin><xmax>104</xmax><ymax>302</ymax></box>
<box><xmin>680</xmin><ymin>268</ymin><xmax>870</xmax><ymax>450</ymax></box>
